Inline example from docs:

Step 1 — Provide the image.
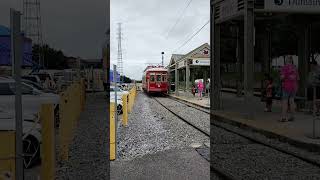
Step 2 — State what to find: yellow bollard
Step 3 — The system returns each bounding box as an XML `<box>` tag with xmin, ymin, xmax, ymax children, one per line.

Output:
<box><xmin>0</xmin><ymin>131</ymin><xmax>15</xmax><ymax>180</ymax></box>
<box><xmin>122</xmin><ymin>94</ymin><xmax>128</xmax><ymax>126</ymax></box>
<box><xmin>40</xmin><ymin>104</ymin><xmax>55</xmax><ymax>180</ymax></box>
<box><xmin>110</xmin><ymin>102</ymin><xmax>116</xmax><ymax>160</ymax></box>
<box><xmin>127</xmin><ymin>91</ymin><xmax>131</xmax><ymax>113</ymax></box>
<box><xmin>59</xmin><ymin>91</ymin><xmax>70</xmax><ymax>161</ymax></box>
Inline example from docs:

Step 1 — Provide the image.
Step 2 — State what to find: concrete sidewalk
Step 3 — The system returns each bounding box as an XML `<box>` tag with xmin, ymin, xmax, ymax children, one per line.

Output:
<box><xmin>110</xmin><ymin>147</ymin><xmax>210</xmax><ymax>180</ymax></box>
<box><xmin>170</xmin><ymin>92</ymin><xmax>320</xmax><ymax>152</ymax></box>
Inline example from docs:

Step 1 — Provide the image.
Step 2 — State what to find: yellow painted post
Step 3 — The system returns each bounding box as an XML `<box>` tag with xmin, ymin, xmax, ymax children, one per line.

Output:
<box><xmin>110</xmin><ymin>102</ymin><xmax>116</xmax><ymax>160</ymax></box>
<box><xmin>59</xmin><ymin>91</ymin><xmax>69</xmax><ymax>161</ymax></box>
<box><xmin>128</xmin><ymin>91</ymin><xmax>133</xmax><ymax>113</ymax></box>
<box><xmin>122</xmin><ymin>94</ymin><xmax>128</xmax><ymax>126</ymax></box>
<box><xmin>40</xmin><ymin>104</ymin><xmax>55</xmax><ymax>180</ymax></box>
<box><xmin>0</xmin><ymin>131</ymin><xmax>15</xmax><ymax>180</ymax></box>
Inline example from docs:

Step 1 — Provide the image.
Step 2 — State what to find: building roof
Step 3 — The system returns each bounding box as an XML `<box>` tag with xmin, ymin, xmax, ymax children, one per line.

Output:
<box><xmin>168</xmin><ymin>54</ymin><xmax>184</xmax><ymax>67</ymax></box>
<box><xmin>167</xmin><ymin>43</ymin><xmax>210</xmax><ymax>68</ymax></box>
<box><xmin>0</xmin><ymin>25</ymin><xmax>10</xmax><ymax>36</ymax></box>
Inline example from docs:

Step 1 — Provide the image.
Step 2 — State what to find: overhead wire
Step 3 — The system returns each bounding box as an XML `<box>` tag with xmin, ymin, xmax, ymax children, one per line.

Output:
<box><xmin>165</xmin><ymin>0</ymin><xmax>193</xmax><ymax>39</ymax></box>
<box><xmin>173</xmin><ymin>19</ymin><xmax>210</xmax><ymax>53</ymax></box>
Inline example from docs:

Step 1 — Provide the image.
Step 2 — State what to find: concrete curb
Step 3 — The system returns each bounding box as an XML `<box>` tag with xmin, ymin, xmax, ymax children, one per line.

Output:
<box><xmin>213</xmin><ymin>114</ymin><xmax>320</xmax><ymax>152</ymax></box>
<box><xmin>169</xmin><ymin>94</ymin><xmax>320</xmax><ymax>152</ymax></box>
<box><xmin>168</xmin><ymin>95</ymin><xmax>210</xmax><ymax>109</ymax></box>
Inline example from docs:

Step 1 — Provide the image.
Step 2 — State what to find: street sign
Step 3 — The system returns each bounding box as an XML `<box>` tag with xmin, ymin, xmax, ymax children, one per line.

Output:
<box><xmin>192</xmin><ymin>58</ymin><xmax>210</xmax><ymax>66</ymax></box>
<box><xmin>264</xmin><ymin>0</ymin><xmax>320</xmax><ymax>13</ymax></box>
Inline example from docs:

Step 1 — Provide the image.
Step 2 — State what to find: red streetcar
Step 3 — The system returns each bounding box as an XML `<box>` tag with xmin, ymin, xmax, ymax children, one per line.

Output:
<box><xmin>142</xmin><ymin>65</ymin><xmax>169</xmax><ymax>94</ymax></box>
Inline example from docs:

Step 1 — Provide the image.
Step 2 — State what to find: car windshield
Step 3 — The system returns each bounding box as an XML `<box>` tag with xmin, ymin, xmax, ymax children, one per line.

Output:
<box><xmin>22</xmin><ymin>76</ymin><xmax>37</xmax><ymax>82</ymax></box>
<box><xmin>110</xmin><ymin>87</ymin><xmax>123</xmax><ymax>92</ymax></box>
<box><xmin>0</xmin><ymin>82</ymin><xmax>35</xmax><ymax>95</ymax></box>
<box><xmin>0</xmin><ymin>83</ymin><xmax>14</xmax><ymax>95</ymax></box>
<box><xmin>23</xmin><ymin>81</ymin><xmax>43</xmax><ymax>90</ymax></box>
<box><xmin>35</xmin><ymin>74</ymin><xmax>50</xmax><ymax>82</ymax></box>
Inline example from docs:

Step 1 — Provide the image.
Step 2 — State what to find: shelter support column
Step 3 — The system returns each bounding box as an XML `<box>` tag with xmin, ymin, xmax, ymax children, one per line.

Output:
<box><xmin>260</xmin><ymin>26</ymin><xmax>271</xmax><ymax>98</ymax></box>
<box><xmin>298</xmin><ymin>24</ymin><xmax>310</xmax><ymax>99</ymax></box>
<box><xmin>191</xmin><ymin>68</ymin><xmax>194</xmax><ymax>86</ymax></box>
<box><xmin>175</xmin><ymin>63</ymin><xmax>179</xmax><ymax>95</ymax></box>
<box><xmin>236</xmin><ymin>24</ymin><xmax>244</xmax><ymax>97</ymax></box>
<box><xmin>203</xmin><ymin>69</ymin><xmax>208</xmax><ymax>95</ymax></box>
<box><xmin>186</xmin><ymin>60</ymin><xmax>190</xmax><ymax>92</ymax></box>
<box><xmin>212</xmin><ymin>22</ymin><xmax>221</xmax><ymax>109</ymax></box>
<box><xmin>244</xmin><ymin>0</ymin><xmax>255</xmax><ymax>107</ymax></box>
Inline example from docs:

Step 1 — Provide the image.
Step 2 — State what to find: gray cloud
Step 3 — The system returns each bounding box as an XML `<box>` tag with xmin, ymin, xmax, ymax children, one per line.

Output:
<box><xmin>1</xmin><ymin>0</ymin><xmax>107</xmax><ymax>59</ymax></box>
<box><xmin>1</xmin><ymin>0</ymin><xmax>209</xmax><ymax>80</ymax></box>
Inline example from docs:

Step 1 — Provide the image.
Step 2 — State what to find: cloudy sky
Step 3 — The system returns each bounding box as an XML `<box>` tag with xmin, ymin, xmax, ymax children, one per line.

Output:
<box><xmin>111</xmin><ymin>0</ymin><xmax>210</xmax><ymax>80</ymax></box>
<box><xmin>1</xmin><ymin>0</ymin><xmax>210</xmax><ymax>80</ymax></box>
<box><xmin>1</xmin><ymin>0</ymin><xmax>107</xmax><ymax>58</ymax></box>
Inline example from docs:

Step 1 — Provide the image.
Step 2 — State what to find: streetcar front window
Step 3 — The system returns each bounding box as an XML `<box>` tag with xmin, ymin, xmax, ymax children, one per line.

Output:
<box><xmin>150</xmin><ymin>75</ymin><xmax>155</xmax><ymax>82</ymax></box>
<box><xmin>156</xmin><ymin>75</ymin><xmax>161</xmax><ymax>82</ymax></box>
<box><xmin>162</xmin><ymin>75</ymin><xmax>166</xmax><ymax>82</ymax></box>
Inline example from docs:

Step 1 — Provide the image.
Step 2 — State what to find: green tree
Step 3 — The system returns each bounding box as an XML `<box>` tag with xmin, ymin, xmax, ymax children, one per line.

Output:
<box><xmin>32</xmin><ymin>44</ymin><xmax>69</xmax><ymax>69</ymax></box>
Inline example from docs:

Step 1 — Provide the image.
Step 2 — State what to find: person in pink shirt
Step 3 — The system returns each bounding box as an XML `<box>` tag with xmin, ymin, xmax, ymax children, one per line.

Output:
<box><xmin>280</xmin><ymin>56</ymin><xmax>299</xmax><ymax>122</ymax></box>
<box><xmin>197</xmin><ymin>80</ymin><xmax>204</xmax><ymax>100</ymax></box>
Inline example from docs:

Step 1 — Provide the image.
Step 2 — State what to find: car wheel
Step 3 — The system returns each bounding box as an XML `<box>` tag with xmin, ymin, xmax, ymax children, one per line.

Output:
<box><xmin>23</xmin><ymin>135</ymin><xmax>40</xmax><ymax>169</ymax></box>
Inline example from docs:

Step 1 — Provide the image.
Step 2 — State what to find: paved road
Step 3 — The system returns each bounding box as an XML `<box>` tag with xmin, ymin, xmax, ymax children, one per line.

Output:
<box><xmin>56</xmin><ymin>92</ymin><xmax>109</xmax><ymax>180</ymax></box>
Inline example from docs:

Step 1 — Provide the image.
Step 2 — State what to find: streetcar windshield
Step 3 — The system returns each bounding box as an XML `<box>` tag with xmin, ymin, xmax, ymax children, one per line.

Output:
<box><xmin>156</xmin><ymin>75</ymin><xmax>161</xmax><ymax>82</ymax></box>
<box><xmin>162</xmin><ymin>75</ymin><xmax>166</xmax><ymax>82</ymax></box>
<box><xmin>150</xmin><ymin>75</ymin><xmax>155</xmax><ymax>82</ymax></box>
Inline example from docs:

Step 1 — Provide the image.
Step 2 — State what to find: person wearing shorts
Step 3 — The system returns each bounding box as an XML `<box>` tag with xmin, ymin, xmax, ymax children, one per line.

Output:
<box><xmin>280</xmin><ymin>56</ymin><xmax>299</xmax><ymax>122</ymax></box>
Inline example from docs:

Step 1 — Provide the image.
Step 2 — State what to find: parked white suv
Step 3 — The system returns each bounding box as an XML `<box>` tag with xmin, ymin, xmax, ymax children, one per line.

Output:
<box><xmin>0</xmin><ymin>78</ymin><xmax>60</xmax><ymax>126</ymax></box>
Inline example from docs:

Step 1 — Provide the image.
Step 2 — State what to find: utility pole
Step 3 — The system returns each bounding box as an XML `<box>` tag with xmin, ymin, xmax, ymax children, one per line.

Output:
<box><xmin>161</xmin><ymin>52</ymin><xmax>164</xmax><ymax>66</ymax></box>
<box><xmin>117</xmin><ymin>23</ymin><xmax>123</xmax><ymax>84</ymax></box>
<box><xmin>23</xmin><ymin>0</ymin><xmax>44</xmax><ymax>68</ymax></box>
<box><xmin>113</xmin><ymin>65</ymin><xmax>118</xmax><ymax>158</ymax></box>
<box><xmin>11</xmin><ymin>8</ymin><xmax>24</xmax><ymax>180</ymax></box>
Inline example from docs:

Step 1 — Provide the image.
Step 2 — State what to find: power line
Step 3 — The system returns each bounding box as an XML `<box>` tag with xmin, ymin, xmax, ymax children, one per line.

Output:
<box><xmin>165</xmin><ymin>0</ymin><xmax>193</xmax><ymax>39</ymax></box>
<box><xmin>117</xmin><ymin>23</ymin><xmax>124</xmax><ymax>84</ymax></box>
<box><xmin>173</xmin><ymin>19</ymin><xmax>209</xmax><ymax>53</ymax></box>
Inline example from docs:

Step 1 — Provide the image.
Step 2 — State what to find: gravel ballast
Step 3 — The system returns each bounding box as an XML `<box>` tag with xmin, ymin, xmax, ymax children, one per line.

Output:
<box><xmin>115</xmin><ymin>93</ymin><xmax>210</xmax><ymax>161</ymax></box>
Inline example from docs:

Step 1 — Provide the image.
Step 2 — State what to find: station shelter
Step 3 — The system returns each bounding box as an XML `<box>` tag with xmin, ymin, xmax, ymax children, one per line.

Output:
<box><xmin>167</xmin><ymin>43</ymin><xmax>210</xmax><ymax>95</ymax></box>
<box><xmin>211</xmin><ymin>0</ymin><xmax>320</xmax><ymax>110</ymax></box>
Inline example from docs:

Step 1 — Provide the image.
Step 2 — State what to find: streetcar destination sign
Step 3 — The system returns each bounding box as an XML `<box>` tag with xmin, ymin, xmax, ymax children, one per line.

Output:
<box><xmin>265</xmin><ymin>0</ymin><xmax>320</xmax><ymax>13</ymax></box>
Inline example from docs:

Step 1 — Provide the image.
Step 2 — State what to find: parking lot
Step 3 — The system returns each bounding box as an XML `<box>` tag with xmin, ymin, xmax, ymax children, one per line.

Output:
<box><xmin>0</xmin><ymin>70</ymin><xmax>89</xmax><ymax>179</ymax></box>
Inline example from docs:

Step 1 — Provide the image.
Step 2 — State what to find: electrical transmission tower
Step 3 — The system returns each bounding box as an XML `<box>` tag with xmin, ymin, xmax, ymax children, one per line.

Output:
<box><xmin>117</xmin><ymin>23</ymin><xmax>124</xmax><ymax>84</ymax></box>
<box><xmin>23</xmin><ymin>0</ymin><xmax>44</xmax><ymax>68</ymax></box>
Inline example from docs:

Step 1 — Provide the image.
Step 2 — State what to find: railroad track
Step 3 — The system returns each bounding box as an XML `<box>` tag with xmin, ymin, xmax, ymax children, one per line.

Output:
<box><xmin>153</xmin><ymin>97</ymin><xmax>209</xmax><ymax>137</ymax></box>
<box><xmin>153</xmin><ymin>96</ymin><xmax>320</xmax><ymax>180</ymax></box>
<box><xmin>152</xmin><ymin>96</ymin><xmax>236</xmax><ymax>180</ymax></box>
